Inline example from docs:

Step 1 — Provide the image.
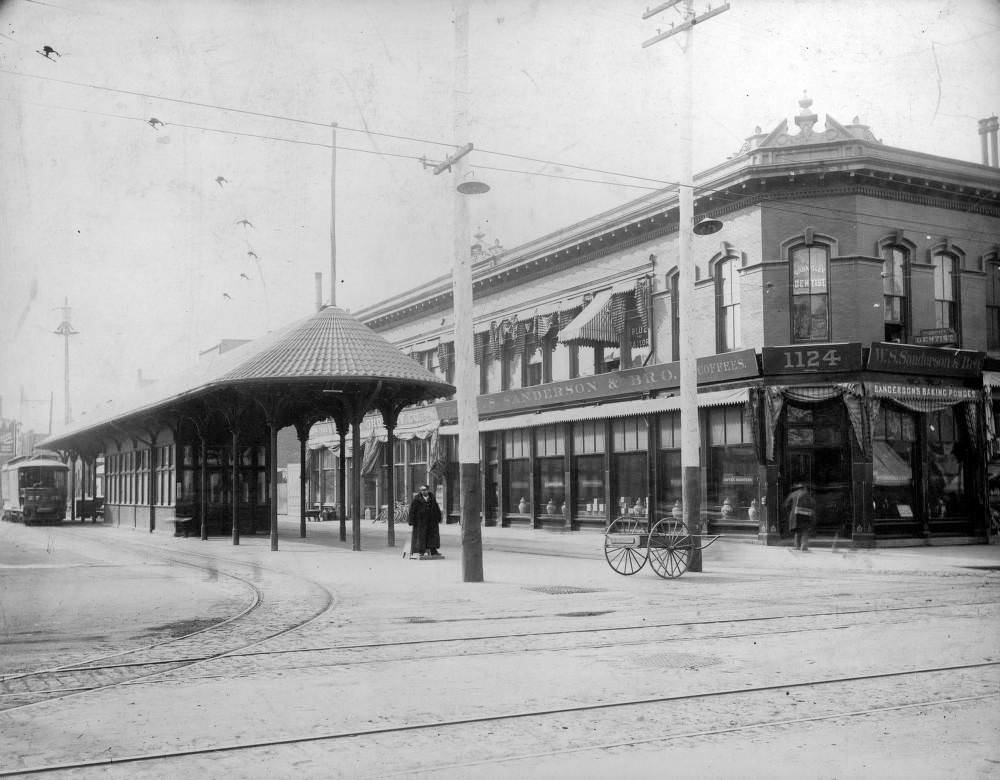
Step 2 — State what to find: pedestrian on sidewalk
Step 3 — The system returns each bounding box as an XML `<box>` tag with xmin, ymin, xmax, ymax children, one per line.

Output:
<box><xmin>408</xmin><ymin>484</ymin><xmax>443</xmax><ymax>560</ymax></box>
<box><xmin>783</xmin><ymin>482</ymin><xmax>815</xmax><ymax>551</ymax></box>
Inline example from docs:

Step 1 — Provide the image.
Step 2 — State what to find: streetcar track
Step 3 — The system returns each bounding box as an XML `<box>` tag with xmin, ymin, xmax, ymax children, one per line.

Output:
<box><xmin>0</xmin><ymin>532</ymin><xmax>338</xmax><ymax>713</ymax></box>
<box><xmin>370</xmin><ymin>691</ymin><xmax>1000</xmax><ymax>779</ymax></box>
<box><xmin>1</xmin><ymin>660</ymin><xmax>996</xmax><ymax>777</ymax></box>
<box><xmin>3</xmin><ymin>598</ymin><xmax>996</xmax><ymax>696</ymax></box>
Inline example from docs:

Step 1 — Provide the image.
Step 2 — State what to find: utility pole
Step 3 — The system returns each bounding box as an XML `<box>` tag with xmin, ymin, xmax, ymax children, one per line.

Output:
<box><xmin>330</xmin><ymin>122</ymin><xmax>338</xmax><ymax>307</ymax></box>
<box><xmin>53</xmin><ymin>298</ymin><xmax>78</xmax><ymax>426</ymax></box>
<box><xmin>643</xmin><ymin>0</ymin><xmax>729</xmax><ymax>572</ymax></box>
<box><xmin>435</xmin><ymin>0</ymin><xmax>484</xmax><ymax>582</ymax></box>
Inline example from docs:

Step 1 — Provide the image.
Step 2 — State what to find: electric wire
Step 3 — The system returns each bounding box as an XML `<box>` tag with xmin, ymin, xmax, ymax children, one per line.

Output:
<box><xmin>0</xmin><ymin>88</ymin><xmax>997</xmax><ymax>243</ymax></box>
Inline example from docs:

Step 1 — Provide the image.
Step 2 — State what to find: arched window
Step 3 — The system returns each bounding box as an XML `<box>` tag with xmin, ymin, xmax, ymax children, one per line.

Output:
<box><xmin>986</xmin><ymin>253</ymin><xmax>1000</xmax><ymax>352</ymax></box>
<box><xmin>930</xmin><ymin>245</ymin><xmax>962</xmax><ymax>344</ymax></box>
<box><xmin>715</xmin><ymin>254</ymin><xmax>743</xmax><ymax>352</ymax></box>
<box><xmin>879</xmin><ymin>238</ymin><xmax>912</xmax><ymax>343</ymax></box>
<box><xmin>789</xmin><ymin>242</ymin><xmax>830</xmax><ymax>342</ymax></box>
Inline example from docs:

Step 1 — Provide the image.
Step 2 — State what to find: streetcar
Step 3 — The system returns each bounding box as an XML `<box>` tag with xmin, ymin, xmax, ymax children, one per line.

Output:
<box><xmin>1</xmin><ymin>452</ymin><xmax>69</xmax><ymax>525</ymax></box>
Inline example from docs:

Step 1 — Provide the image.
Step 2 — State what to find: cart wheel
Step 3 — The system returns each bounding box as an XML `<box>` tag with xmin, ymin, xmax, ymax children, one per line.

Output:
<box><xmin>604</xmin><ymin>515</ymin><xmax>649</xmax><ymax>575</ymax></box>
<box><xmin>648</xmin><ymin>519</ymin><xmax>693</xmax><ymax>579</ymax></box>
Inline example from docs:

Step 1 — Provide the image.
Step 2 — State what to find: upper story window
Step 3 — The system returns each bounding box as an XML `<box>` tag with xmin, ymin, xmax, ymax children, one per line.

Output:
<box><xmin>930</xmin><ymin>245</ymin><xmax>962</xmax><ymax>343</ymax></box>
<box><xmin>987</xmin><ymin>254</ymin><xmax>1000</xmax><ymax>352</ymax></box>
<box><xmin>716</xmin><ymin>254</ymin><xmax>742</xmax><ymax>353</ymax></box>
<box><xmin>880</xmin><ymin>242</ymin><xmax>910</xmax><ymax>343</ymax></box>
<box><xmin>790</xmin><ymin>243</ymin><xmax>830</xmax><ymax>342</ymax></box>
<box><xmin>669</xmin><ymin>272</ymin><xmax>680</xmax><ymax>362</ymax></box>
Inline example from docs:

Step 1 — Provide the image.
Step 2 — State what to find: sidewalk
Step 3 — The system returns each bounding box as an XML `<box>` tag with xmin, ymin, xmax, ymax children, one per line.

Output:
<box><xmin>277</xmin><ymin>514</ymin><xmax>1000</xmax><ymax>575</ymax></box>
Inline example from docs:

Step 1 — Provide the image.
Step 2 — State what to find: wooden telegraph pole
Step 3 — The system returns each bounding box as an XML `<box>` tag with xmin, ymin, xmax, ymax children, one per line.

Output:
<box><xmin>427</xmin><ymin>0</ymin><xmax>485</xmax><ymax>582</ymax></box>
<box><xmin>643</xmin><ymin>0</ymin><xmax>729</xmax><ymax>571</ymax></box>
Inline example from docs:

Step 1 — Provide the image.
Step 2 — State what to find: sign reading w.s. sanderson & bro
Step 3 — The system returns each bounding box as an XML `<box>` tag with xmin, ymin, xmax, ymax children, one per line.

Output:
<box><xmin>866</xmin><ymin>342</ymin><xmax>984</xmax><ymax>378</ymax></box>
<box><xmin>476</xmin><ymin>349</ymin><xmax>758</xmax><ymax>415</ymax></box>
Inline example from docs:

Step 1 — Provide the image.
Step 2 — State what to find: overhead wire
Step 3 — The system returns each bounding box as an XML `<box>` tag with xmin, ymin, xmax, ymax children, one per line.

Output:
<box><xmin>1</xmin><ymin>82</ymin><xmax>997</xmax><ymax>244</ymax></box>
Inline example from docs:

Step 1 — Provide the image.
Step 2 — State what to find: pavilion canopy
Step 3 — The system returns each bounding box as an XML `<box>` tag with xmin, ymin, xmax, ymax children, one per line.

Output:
<box><xmin>42</xmin><ymin>305</ymin><xmax>455</xmax><ymax>450</ymax></box>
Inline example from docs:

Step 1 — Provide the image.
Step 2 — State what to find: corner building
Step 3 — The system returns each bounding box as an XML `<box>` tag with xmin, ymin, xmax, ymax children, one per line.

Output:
<box><xmin>335</xmin><ymin>97</ymin><xmax>1000</xmax><ymax>547</ymax></box>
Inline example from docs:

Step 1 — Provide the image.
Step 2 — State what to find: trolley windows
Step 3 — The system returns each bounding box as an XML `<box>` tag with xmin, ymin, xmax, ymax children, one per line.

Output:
<box><xmin>18</xmin><ymin>467</ymin><xmax>66</xmax><ymax>491</ymax></box>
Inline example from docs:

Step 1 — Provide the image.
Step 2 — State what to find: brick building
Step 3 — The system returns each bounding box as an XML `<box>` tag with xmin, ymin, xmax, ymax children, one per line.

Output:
<box><xmin>340</xmin><ymin>97</ymin><xmax>1000</xmax><ymax>547</ymax></box>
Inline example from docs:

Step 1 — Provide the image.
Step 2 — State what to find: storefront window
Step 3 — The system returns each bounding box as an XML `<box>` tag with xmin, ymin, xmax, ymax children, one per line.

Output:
<box><xmin>873</xmin><ymin>405</ymin><xmax>917</xmax><ymax>533</ymax></box>
<box><xmin>535</xmin><ymin>425</ymin><xmax>565</xmax><ymax>516</ymax></box>
<box><xmin>393</xmin><ymin>440</ymin><xmax>405</xmax><ymax>504</ymax></box>
<box><xmin>783</xmin><ymin>402</ymin><xmax>850</xmax><ymax>537</ymax></box>
<box><xmin>657</xmin><ymin>411</ymin><xmax>682</xmax><ymax>517</ymax></box>
<box><xmin>573</xmin><ymin>420</ymin><xmax>605</xmax><ymax>521</ymax></box>
<box><xmin>408</xmin><ymin>438</ymin><xmax>428</xmax><ymax>498</ymax></box>
<box><xmin>926</xmin><ymin>407</ymin><xmax>968</xmax><ymax>525</ymax></box>
<box><xmin>612</xmin><ymin>417</ymin><xmax>647</xmax><ymax>518</ymax></box>
<box><xmin>322</xmin><ymin>448</ymin><xmax>337</xmax><ymax>506</ymax></box>
<box><xmin>504</xmin><ymin>429</ymin><xmax>530</xmax><ymax>514</ymax></box>
<box><xmin>706</xmin><ymin>405</ymin><xmax>756</xmax><ymax>529</ymax></box>
<box><xmin>484</xmin><ymin>433</ymin><xmax>499</xmax><ymax>522</ymax></box>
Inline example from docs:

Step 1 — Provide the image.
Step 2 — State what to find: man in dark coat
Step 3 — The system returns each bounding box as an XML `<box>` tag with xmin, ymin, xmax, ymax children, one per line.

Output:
<box><xmin>408</xmin><ymin>484</ymin><xmax>443</xmax><ymax>559</ymax></box>
<box><xmin>783</xmin><ymin>482</ymin><xmax>815</xmax><ymax>551</ymax></box>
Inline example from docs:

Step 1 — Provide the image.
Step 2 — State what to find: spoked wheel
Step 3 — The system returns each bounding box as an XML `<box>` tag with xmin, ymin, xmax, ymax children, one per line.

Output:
<box><xmin>604</xmin><ymin>515</ymin><xmax>649</xmax><ymax>575</ymax></box>
<box><xmin>648</xmin><ymin>518</ymin><xmax>693</xmax><ymax>579</ymax></box>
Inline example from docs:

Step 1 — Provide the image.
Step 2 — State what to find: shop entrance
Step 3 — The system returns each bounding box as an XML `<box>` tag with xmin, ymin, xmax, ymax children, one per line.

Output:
<box><xmin>782</xmin><ymin>402</ymin><xmax>852</xmax><ymax>539</ymax></box>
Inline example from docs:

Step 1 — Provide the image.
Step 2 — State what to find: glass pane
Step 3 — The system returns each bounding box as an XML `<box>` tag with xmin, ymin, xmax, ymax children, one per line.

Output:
<box><xmin>613</xmin><ymin>452</ymin><xmax>647</xmax><ymax>517</ymax></box>
<box><xmin>708</xmin><ymin>445</ymin><xmax>757</xmax><ymax>521</ymax></box>
<box><xmin>505</xmin><ymin>459</ymin><xmax>530</xmax><ymax>513</ymax></box>
<box><xmin>575</xmin><ymin>454</ymin><xmax>605</xmax><ymax>517</ymax></box>
<box><xmin>656</xmin><ymin>449</ymin><xmax>682</xmax><ymax>516</ymax></box>
<box><xmin>809</xmin><ymin>295</ymin><xmax>829</xmax><ymax>339</ymax></box>
<box><xmin>538</xmin><ymin>458</ymin><xmax>566</xmax><ymax>515</ymax></box>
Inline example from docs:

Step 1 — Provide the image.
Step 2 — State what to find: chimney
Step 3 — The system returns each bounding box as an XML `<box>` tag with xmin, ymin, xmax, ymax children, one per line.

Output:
<box><xmin>314</xmin><ymin>272</ymin><xmax>323</xmax><ymax>311</ymax></box>
<box><xmin>979</xmin><ymin>116</ymin><xmax>999</xmax><ymax>167</ymax></box>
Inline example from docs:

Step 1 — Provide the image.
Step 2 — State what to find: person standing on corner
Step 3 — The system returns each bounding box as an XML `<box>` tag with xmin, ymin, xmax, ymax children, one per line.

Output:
<box><xmin>408</xmin><ymin>484</ymin><xmax>443</xmax><ymax>560</ymax></box>
<box><xmin>784</xmin><ymin>482</ymin><xmax>815</xmax><ymax>552</ymax></box>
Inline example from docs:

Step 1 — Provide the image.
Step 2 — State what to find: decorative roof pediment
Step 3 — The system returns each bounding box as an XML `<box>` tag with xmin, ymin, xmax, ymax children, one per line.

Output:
<box><xmin>738</xmin><ymin>94</ymin><xmax>883</xmax><ymax>155</ymax></box>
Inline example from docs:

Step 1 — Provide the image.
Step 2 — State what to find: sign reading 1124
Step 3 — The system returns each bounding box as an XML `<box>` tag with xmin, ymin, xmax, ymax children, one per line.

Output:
<box><xmin>762</xmin><ymin>343</ymin><xmax>863</xmax><ymax>375</ymax></box>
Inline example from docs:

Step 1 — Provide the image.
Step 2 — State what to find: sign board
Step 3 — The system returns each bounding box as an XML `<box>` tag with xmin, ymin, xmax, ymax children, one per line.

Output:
<box><xmin>761</xmin><ymin>343</ymin><xmax>863</xmax><ymax>375</ymax></box>
<box><xmin>896</xmin><ymin>504</ymin><xmax>913</xmax><ymax>518</ymax></box>
<box><xmin>466</xmin><ymin>349</ymin><xmax>759</xmax><ymax>416</ymax></box>
<box><xmin>913</xmin><ymin>328</ymin><xmax>957</xmax><ymax>346</ymax></box>
<box><xmin>867</xmin><ymin>342</ymin><xmax>984</xmax><ymax>377</ymax></box>
<box><xmin>865</xmin><ymin>383</ymin><xmax>980</xmax><ymax>403</ymax></box>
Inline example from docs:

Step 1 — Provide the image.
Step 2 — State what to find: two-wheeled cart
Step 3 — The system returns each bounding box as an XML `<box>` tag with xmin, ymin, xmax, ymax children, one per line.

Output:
<box><xmin>604</xmin><ymin>514</ymin><xmax>720</xmax><ymax>578</ymax></box>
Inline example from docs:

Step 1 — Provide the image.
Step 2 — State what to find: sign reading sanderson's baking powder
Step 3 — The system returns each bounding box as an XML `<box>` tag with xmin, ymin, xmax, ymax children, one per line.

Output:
<box><xmin>866</xmin><ymin>342</ymin><xmax>983</xmax><ymax>378</ymax></box>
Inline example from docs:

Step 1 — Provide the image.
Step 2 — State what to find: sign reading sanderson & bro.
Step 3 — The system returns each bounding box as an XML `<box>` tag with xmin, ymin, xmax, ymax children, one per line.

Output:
<box><xmin>469</xmin><ymin>348</ymin><xmax>758</xmax><ymax>416</ymax></box>
<box><xmin>866</xmin><ymin>342</ymin><xmax>983</xmax><ymax>378</ymax></box>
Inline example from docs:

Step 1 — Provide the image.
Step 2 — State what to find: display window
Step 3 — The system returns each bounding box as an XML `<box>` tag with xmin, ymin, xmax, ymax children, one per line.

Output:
<box><xmin>573</xmin><ymin>420</ymin><xmax>605</xmax><ymax>521</ymax></box>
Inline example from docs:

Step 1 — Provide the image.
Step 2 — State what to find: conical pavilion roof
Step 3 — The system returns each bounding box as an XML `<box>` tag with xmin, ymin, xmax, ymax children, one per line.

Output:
<box><xmin>43</xmin><ymin>305</ymin><xmax>454</xmax><ymax>448</ymax></box>
<box><xmin>223</xmin><ymin>305</ymin><xmax>449</xmax><ymax>386</ymax></box>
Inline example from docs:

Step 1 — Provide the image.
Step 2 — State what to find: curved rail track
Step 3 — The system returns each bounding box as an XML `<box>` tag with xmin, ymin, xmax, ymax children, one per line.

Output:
<box><xmin>0</xmin><ymin>660</ymin><xmax>996</xmax><ymax>777</ymax></box>
<box><xmin>0</xmin><ymin>536</ymin><xmax>335</xmax><ymax>712</ymax></box>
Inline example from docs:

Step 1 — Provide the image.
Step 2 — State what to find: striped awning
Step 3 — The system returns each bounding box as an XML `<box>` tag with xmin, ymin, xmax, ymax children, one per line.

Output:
<box><xmin>439</xmin><ymin>387</ymin><xmax>749</xmax><ymax>434</ymax></box>
<box><xmin>558</xmin><ymin>283</ymin><xmax>634</xmax><ymax>347</ymax></box>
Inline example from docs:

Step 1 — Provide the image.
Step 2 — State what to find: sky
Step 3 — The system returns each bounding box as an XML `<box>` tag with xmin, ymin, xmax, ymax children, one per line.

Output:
<box><xmin>0</xmin><ymin>0</ymin><xmax>998</xmax><ymax>432</ymax></box>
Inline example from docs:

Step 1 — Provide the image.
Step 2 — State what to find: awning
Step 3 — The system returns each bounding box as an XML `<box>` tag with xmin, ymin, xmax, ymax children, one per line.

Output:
<box><xmin>985</xmin><ymin>371</ymin><xmax>1000</xmax><ymax>391</ymax></box>
<box><xmin>558</xmin><ymin>281</ymin><xmax>634</xmax><ymax>347</ymax></box>
<box><xmin>439</xmin><ymin>387</ymin><xmax>748</xmax><ymax>434</ymax></box>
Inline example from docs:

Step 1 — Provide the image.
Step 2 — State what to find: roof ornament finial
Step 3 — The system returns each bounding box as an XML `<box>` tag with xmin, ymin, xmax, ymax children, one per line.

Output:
<box><xmin>794</xmin><ymin>90</ymin><xmax>818</xmax><ymax>135</ymax></box>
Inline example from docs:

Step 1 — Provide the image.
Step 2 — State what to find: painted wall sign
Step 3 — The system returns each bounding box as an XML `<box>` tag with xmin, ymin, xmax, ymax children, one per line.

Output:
<box><xmin>761</xmin><ymin>343</ymin><xmax>862</xmax><ymax>375</ymax></box>
<box><xmin>435</xmin><ymin>349</ymin><xmax>759</xmax><ymax>418</ymax></box>
<box><xmin>913</xmin><ymin>328</ymin><xmax>957</xmax><ymax>346</ymax></box>
<box><xmin>865</xmin><ymin>383</ymin><xmax>980</xmax><ymax>402</ymax></box>
<box><xmin>867</xmin><ymin>342</ymin><xmax>984</xmax><ymax>377</ymax></box>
